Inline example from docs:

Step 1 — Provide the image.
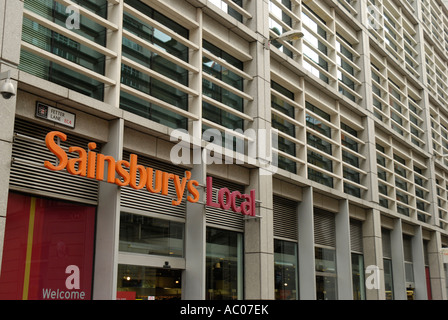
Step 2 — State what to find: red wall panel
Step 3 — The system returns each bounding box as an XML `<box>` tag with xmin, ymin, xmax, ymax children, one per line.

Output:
<box><xmin>0</xmin><ymin>193</ymin><xmax>96</xmax><ymax>300</ymax></box>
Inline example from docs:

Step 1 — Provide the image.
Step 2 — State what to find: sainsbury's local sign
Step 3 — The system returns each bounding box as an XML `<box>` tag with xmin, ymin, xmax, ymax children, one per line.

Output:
<box><xmin>44</xmin><ymin>131</ymin><xmax>256</xmax><ymax>217</ymax></box>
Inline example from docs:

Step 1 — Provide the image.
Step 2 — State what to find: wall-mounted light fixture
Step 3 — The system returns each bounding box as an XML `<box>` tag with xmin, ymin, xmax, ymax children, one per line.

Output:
<box><xmin>264</xmin><ymin>29</ymin><xmax>304</xmax><ymax>49</ymax></box>
<box><xmin>0</xmin><ymin>70</ymin><xmax>16</xmax><ymax>100</ymax></box>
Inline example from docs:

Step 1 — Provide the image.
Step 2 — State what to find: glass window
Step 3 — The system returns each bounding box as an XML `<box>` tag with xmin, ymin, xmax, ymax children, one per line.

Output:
<box><xmin>119</xmin><ymin>212</ymin><xmax>184</xmax><ymax>258</ymax></box>
<box><xmin>271</xmin><ymin>81</ymin><xmax>297</xmax><ymax>173</ymax></box>
<box><xmin>306</xmin><ymin>102</ymin><xmax>334</xmax><ymax>188</ymax></box>
<box><xmin>315</xmin><ymin>247</ymin><xmax>337</xmax><ymax>300</ymax></box>
<box><xmin>117</xmin><ymin>264</ymin><xmax>182</xmax><ymax>300</ymax></box>
<box><xmin>202</xmin><ymin>40</ymin><xmax>244</xmax><ymax>131</ymax></box>
<box><xmin>269</xmin><ymin>0</ymin><xmax>293</xmax><ymax>57</ymax></box>
<box><xmin>337</xmin><ymin>34</ymin><xmax>356</xmax><ymax>101</ymax></box>
<box><xmin>302</xmin><ymin>4</ymin><xmax>329</xmax><ymax>83</ymax></box>
<box><xmin>20</xmin><ymin>0</ymin><xmax>107</xmax><ymax>100</ymax></box>
<box><xmin>206</xmin><ymin>228</ymin><xmax>244</xmax><ymax>300</ymax></box>
<box><xmin>352</xmin><ymin>253</ymin><xmax>366</xmax><ymax>300</ymax></box>
<box><xmin>120</xmin><ymin>0</ymin><xmax>189</xmax><ymax>129</ymax></box>
<box><xmin>384</xmin><ymin>258</ymin><xmax>394</xmax><ymax>300</ymax></box>
<box><xmin>274</xmin><ymin>240</ymin><xmax>298</xmax><ymax>300</ymax></box>
<box><xmin>209</xmin><ymin>0</ymin><xmax>243</xmax><ymax>22</ymax></box>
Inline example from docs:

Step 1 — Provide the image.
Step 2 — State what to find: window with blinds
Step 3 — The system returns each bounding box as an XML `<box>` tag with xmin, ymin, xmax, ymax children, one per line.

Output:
<box><xmin>273</xmin><ymin>195</ymin><xmax>298</xmax><ymax>241</ymax></box>
<box><xmin>314</xmin><ymin>209</ymin><xmax>336</xmax><ymax>247</ymax></box>
<box><xmin>205</xmin><ymin>177</ymin><xmax>245</xmax><ymax>231</ymax></box>
<box><xmin>350</xmin><ymin>219</ymin><xmax>363</xmax><ymax>253</ymax></box>
<box><xmin>382</xmin><ymin>228</ymin><xmax>392</xmax><ymax>259</ymax></box>
<box><xmin>10</xmin><ymin>119</ymin><xmax>100</xmax><ymax>204</ymax></box>
<box><xmin>20</xmin><ymin>0</ymin><xmax>108</xmax><ymax>100</ymax></box>
<box><xmin>120</xmin><ymin>151</ymin><xmax>187</xmax><ymax>220</ymax></box>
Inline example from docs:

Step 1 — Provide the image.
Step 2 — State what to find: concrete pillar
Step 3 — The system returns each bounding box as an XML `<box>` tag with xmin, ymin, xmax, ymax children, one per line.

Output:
<box><xmin>92</xmin><ymin>118</ymin><xmax>124</xmax><ymax>300</ymax></box>
<box><xmin>0</xmin><ymin>0</ymin><xmax>23</xmax><ymax>276</ymax></box>
<box><xmin>298</xmin><ymin>186</ymin><xmax>316</xmax><ymax>299</ymax></box>
<box><xmin>363</xmin><ymin>209</ymin><xmax>385</xmax><ymax>300</ymax></box>
<box><xmin>244</xmin><ymin>169</ymin><xmax>274</xmax><ymax>299</ymax></box>
<box><xmin>412</xmin><ymin>226</ymin><xmax>428</xmax><ymax>300</ymax></box>
<box><xmin>243</xmin><ymin>0</ymin><xmax>274</xmax><ymax>300</ymax></box>
<box><xmin>336</xmin><ymin>199</ymin><xmax>353</xmax><ymax>299</ymax></box>
<box><xmin>427</xmin><ymin>231</ymin><xmax>447</xmax><ymax>299</ymax></box>
<box><xmin>182</xmin><ymin>163</ymin><xmax>207</xmax><ymax>300</ymax></box>
<box><xmin>390</xmin><ymin>219</ymin><xmax>407</xmax><ymax>300</ymax></box>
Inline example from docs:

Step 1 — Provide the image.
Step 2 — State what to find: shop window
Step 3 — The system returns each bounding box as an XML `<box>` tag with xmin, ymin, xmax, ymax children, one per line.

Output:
<box><xmin>351</xmin><ymin>253</ymin><xmax>365</xmax><ymax>300</ymax></box>
<box><xmin>0</xmin><ymin>192</ymin><xmax>96</xmax><ymax>300</ymax></box>
<box><xmin>206</xmin><ymin>227</ymin><xmax>243</xmax><ymax>300</ymax></box>
<box><xmin>274</xmin><ymin>239</ymin><xmax>298</xmax><ymax>300</ymax></box>
<box><xmin>315</xmin><ymin>247</ymin><xmax>337</xmax><ymax>300</ymax></box>
<box><xmin>117</xmin><ymin>264</ymin><xmax>181</xmax><ymax>300</ymax></box>
<box><xmin>314</xmin><ymin>210</ymin><xmax>337</xmax><ymax>300</ymax></box>
<box><xmin>119</xmin><ymin>212</ymin><xmax>185</xmax><ymax>258</ymax></box>
<box><xmin>384</xmin><ymin>258</ymin><xmax>394</xmax><ymax>300</ymax></box>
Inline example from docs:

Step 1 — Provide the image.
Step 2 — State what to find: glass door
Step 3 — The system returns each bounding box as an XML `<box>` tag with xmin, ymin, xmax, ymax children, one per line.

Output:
<box><xmin>117</xmin><ymin>265</ymin><xmax>182</xmax><ymax>300</ymax></box>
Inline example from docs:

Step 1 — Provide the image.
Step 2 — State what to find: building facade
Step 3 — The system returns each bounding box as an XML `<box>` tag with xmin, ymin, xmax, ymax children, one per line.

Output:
<box><xmin>0</xmin><ymin>0</ymin><xmax>447</xmax><ymax>300</ymax></box>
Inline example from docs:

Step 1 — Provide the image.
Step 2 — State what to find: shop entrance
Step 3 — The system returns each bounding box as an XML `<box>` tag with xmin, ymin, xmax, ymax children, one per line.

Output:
<box><xmin>117</xmin><ymin>265</ymin><xmax>182</xmax><ymax>300</ymax></box>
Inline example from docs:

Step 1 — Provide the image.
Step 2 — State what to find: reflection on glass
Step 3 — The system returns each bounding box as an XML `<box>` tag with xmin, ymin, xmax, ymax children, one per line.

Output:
<box><xmin>352</xmin><ymin>253</ymin><xmax>366</xmax><ymax>300</ymax></box>
<box><xmin>269</xmin><ymin>0</ymin><xmax>293</xmax><ymax>57</ymax></box>
<box><xmin>20</xmin><ymin>0</ymin><xmax>107</xmax><ymax>100</ymax></box>
<box><xmin>315</xmin><ymin>247</ymin><xmax>337</xmax><ymax>300</ymax></box>
<box><xmin>271</xmin><ymin>81</ymin><xmax>297</xmax><ymax>173</ymax></box>
<box><xmin>119</xmin><ymin>212</ymin><xmax>184</xmax><ymax>257</ymax></box>
<box><xmin>316</xmin><ymin>275</ymin><xmax>337</xmax><ymax>300</ymax></box>
<box><xmin>208</xmin><ymin>0</ymin><xmax>243</xmax><ymax>21</ymax></box>
<box><xmin>206</xmin><ymin>228</ymin><xmax>243</xmax><ymax>300</ymax></box>
<box><xmin>120</xmin><ymin>0</ymin><xmax>190</xmax><ymax>128</ymax></box>
<box><xmin>117</xmin><ymin>265</ymin><xmax>181</xmax><ymax>300</ymax></box>
<box><xmin>384</xmin><ymin>258</ymin><xmax>394</xmax><ymax>300</ymax></box>
<box><xmin>274</xmin><ymin>240</ymin><xmax>298</xmax><ymax>300</ymax></box>
<box><xmin>301</xmin><ymin>6</ymin><xmax>329</xmax><ymax>83</ymax></box>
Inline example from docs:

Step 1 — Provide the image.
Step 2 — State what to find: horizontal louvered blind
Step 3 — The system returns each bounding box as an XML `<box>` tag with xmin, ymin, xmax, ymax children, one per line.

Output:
<box><xmin>314</xmin><ymin>209</ymin><xmax>336</xmax><ymax>247</ymax></box>
<box><xmin>382</xmin><ymin>229</ymin><xmax>392</xmax><ymax>259</ymax></box>
<box><xmin>350</xmin><ymin>219</ymin><xmax>363</xmax><ymax>253</ymax></box>
<box><xmin>273</xmin><ymin>195</ymin><xmax>298</xmax><ymax>240</ymax></box>
<box><xmin>403</xmin><ymin>235</ymin><xmax>413</xmax><ymax>262</ymax></box>
<box><xmin>10</xmin><ymin>119</ymin><xmax>99</xmax><ymax>204</ymax></box>
<box><xmin>120</xmin><ymin>151</ymin><xmax>186</xmax><ymax>220</ymax></box>
<box><xmin>205</xmin><ymin>177</ymin><xmax>245</xmax><ymax>231</ymax></box>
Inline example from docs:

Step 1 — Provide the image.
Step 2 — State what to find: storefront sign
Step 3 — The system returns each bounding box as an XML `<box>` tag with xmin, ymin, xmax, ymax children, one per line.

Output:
<box><xmin>36</xmin><ymin>102</ymin><xmax>76</xmax><ymax>128</ymax></box>
<box><xmin>206</xmin><ymin>177</ymin><xmax>256</xmax><ymax>217</ymax></box>
<box><xmin>43</xmin><ymin>131</ymin><xmax>256</xmax><ymax>217</ymax></box>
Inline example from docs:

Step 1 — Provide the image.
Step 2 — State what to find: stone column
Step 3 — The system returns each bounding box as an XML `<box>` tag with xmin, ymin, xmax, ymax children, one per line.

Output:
<box><xmin>363</xmin><ymin>209</ymin><xmax>385</xmax><ymax>300</ymax></box>
<box><xmin>182</xmin><ymin>163</ymin><xmax>207</xmax><ymax>300</ymax></box>
<box><xmin>92</xmin><ymin>118</ymin><xmax>124</xmax><ymax>299</ymax></box>
<box><xmin>244</xmin><ymin>169</ymin><xmax>274</xmax><ymax>299</ymax></box>
<box><xmin>390</xmin><ymin>218</ymin><xmax>407</xmax><ymax>300</ymax></box>
<box><xmin>412</xmin><ymin>226</ymin><xmax>428</xmax><ymax>300</ymax></box>
<box><xmin>0</xmin><ymin>0</ymin><xmax>23</xmax><ymax>276</ymax></box>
